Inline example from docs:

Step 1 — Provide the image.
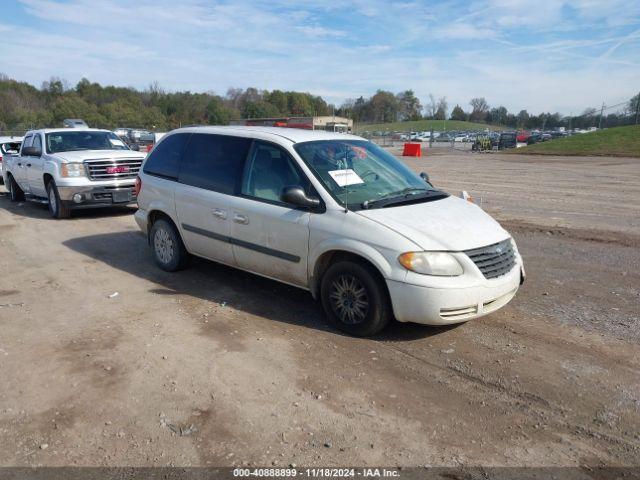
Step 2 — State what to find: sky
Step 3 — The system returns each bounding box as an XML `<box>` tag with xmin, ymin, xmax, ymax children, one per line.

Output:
<box><xmin>1</xmin><ymin>0</ymin><xmax>639</xmax><ymax>115</ymax></box>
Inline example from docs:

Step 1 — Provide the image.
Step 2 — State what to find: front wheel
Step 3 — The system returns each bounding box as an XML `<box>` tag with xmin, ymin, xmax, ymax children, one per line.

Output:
<box><xmin>150</xmin><ymin>218</ymin><xmax>190</xmax><ymax>272</ymax></box>
<box><xmin>8</xmin><ymin>175</ymin><xmax>25</xmax><ymax>202</ymax></box>
<box><xmin>320</xmin><ymin>261</ymin><xmax>391</xmax><ymax>337</ymax></box>
<box><xmin>46</xmin><ymin>180</ymin><xmax>71</xmax><ymax>219</ymax></box>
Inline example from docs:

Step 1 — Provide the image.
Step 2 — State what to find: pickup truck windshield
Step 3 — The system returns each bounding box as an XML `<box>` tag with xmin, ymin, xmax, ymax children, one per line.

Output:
<box><xmin>45</xmin><ymin>131</ymin><xmax>129</xmax><ymax>153</ymax></box>
<box><xmin>294</xmin><ymin>140</ymin><xmax>443</xmax><ymax>210</ymax></box>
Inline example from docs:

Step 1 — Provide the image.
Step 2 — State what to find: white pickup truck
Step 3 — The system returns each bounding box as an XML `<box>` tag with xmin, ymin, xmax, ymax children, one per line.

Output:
<box><xmin>2</xmin><ymin>128</ymin><xmax>146</xmax><ymax>218</ymax></box>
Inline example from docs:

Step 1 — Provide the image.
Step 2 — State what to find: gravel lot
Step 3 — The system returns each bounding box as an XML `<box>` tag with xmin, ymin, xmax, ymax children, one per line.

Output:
<box><xmin>0</xmin><ymin>152</ymin><xmax>638</xmax><ymax>468</ymax></box>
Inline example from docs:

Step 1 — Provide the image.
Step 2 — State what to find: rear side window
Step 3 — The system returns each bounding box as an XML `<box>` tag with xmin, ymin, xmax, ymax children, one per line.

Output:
<box><xmin>143</xmin><ymin>133</ymin><xmax>190</xmax><ymax>179</ymax></box>
<box><xmin>179</xmin><ymin>134</ymin><xmax>252</xmax><ymax>194</ymax></box>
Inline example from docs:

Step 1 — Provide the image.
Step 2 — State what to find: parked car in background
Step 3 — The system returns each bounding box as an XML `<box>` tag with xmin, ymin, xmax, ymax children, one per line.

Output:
<box><xmin>0</xmin><ymin>136</ymin><xmax>23</xmax><ymax>185</ymax></box>
<box><xmin>498</xmin><ymin>132</ymin><xmax>517</xmax><ymax>149</ymax></box>
<box><xmin>135</xmin><ymin>126</ymin><xmax>524</xmax><ymax>336</ymax></box>
<box><xmin>527</xmin><ymin>132</ymin><xmax>542</xmax><ymax>145</ymax></box>
<box><xmin>2</xmin><ymin>128</ymin><xmax>146</xmax><ymax>218</ymax></box>
<box><xmin>63</xmin><ymin>118</ymin><xmax>89</xmax><ymax>128</ymax></box>
<box><xmin>516</xmin><ymin>131</ymin><xmax>530</xmax><ymax>143</ymax></box>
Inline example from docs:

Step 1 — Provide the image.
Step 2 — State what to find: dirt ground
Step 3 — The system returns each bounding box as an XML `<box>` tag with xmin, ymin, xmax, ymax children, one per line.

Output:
<box><xmin>0</xmin><ymin>152</ymin><xmax>638</xmax><ymax>469</ymax></box>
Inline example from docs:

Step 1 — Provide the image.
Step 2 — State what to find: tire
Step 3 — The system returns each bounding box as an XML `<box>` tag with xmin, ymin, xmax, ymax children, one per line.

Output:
<box><xmin>46</xmin><ymin>180</ymin><xmax>71</xmax><ymax>219</ymax></box>
<box><xmin>8</xmin><ymin>175</ymin><xmax>25</xmax><ymax>202</ymax></box>
<box><xmin>320</xmin><ymin>260</ymin><xmax>391</xmax><ymax>337</ymax></box>
<box><xmin>150</xmin><ymin>218</ymin><xmax>190</xmax><ymax>272</ymax></box>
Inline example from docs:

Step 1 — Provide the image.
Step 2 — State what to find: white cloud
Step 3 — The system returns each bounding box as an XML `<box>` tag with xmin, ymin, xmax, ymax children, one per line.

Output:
<box><xmin>0</xmin><ymin>0</ymin><xmax>638</xmax><ymax>115</ymax></box>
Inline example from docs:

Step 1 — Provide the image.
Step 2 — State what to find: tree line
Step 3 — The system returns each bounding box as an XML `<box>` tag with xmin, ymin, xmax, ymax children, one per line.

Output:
<box><xmin>0</xmin><ymin>75</ymin><xmax>332</xmax><ymax>132</ymax></box>
<box><xmin>1</xmin><ymin>74</ymin><xmax>638</xmax><ymax>132</ymax></box>
<box><xmin>342</xmin><ymin>90</ymin><xmax>640</xmax><ymax>130</ymax></box>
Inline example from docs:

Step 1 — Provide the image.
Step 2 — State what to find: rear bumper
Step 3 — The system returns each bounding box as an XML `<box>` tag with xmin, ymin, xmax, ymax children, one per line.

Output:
<box><xmin>58</xmin><ymin>184</ymin><xmax>136</xmax><ymax>208</ymax></box>
<box><xmin>387</xmin><ymin>266</ymin><xmax>522</xmax><ymax>325</ymax></box>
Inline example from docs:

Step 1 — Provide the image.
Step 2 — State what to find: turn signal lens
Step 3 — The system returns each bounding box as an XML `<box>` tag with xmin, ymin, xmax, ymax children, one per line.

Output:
<box><xmin>398</xmin><ymin>251</ymin><xmax>463</xmax><ymax>276</ymax></box>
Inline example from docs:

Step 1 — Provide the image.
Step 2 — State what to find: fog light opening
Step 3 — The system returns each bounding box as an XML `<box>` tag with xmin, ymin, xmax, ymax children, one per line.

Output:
<box><xmin>72</xmin><ymin>193</ymin><xmax>83</xmax><ymax>204</ymax></box>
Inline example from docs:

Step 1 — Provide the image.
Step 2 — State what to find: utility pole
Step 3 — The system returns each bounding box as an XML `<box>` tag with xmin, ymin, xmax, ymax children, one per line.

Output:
<box><xmin>598</xmin><ymin>102</ymin><xmax>605</xmax><ymax>129</ymax></box>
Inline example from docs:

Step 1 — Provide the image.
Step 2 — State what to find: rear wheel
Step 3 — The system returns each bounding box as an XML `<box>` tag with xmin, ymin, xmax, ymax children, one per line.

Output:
<box><xmin>46</xmin><ymin>180</ymin><xmax>71</xmax><ymax>219</ymax></box>
<box><xmin>150</xmin><ymin>218</ymin><xmax>190</xmax><ymax>272</ymax></box>
<box><xmin>7</xmin><ymin>175</ymin><xmax>25</xmax><ymax>202</ymax></box>
<box><xmin>320</xmin><ymin>261</ymin><xmax>391</xmax><ymax>337</ymax></box>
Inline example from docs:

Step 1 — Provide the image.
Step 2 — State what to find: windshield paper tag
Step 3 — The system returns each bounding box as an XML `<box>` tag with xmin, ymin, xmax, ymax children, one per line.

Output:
<box><xmin>109</xmin><ymin>138</ymin><xmax>126</xmax><ymax>147</ymax></box>
<box><xmin>328</xmin><ymin>169</ymin><xmax>364</xmax><ymax>187</ymax></box>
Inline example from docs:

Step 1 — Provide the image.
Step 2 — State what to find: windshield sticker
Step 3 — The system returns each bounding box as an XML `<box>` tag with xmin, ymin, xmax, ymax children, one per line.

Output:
<box><xmin>109</xmin><ymin>138</ymin><xmax>126</xmax><ymax>147</ymax></box>
<box><xmin>328</xmin><ymin>169</ymin><xmax>365</xmax><ymax>187</ymax></box>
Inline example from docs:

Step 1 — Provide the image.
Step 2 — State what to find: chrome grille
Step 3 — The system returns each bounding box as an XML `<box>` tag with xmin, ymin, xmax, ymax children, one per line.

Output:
<box><xmin>464</xmin><ymin>239</ymin><xmax>516</xmax><ymax>279</ymax></box>
<box><xmin>84</xmin><ymin>157</ymin><xmax>142</xmax><ymax>181</ymax></box>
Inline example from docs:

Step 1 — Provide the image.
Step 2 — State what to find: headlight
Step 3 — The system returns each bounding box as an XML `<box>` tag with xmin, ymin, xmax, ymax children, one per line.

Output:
<box><xmin>398</xmin><ymin>251</ymin><xmax>463</xmax><ymax>276</ymax></box>
<box><xmin>60</xmin><ymin>163</ymin><xmax>86</xmax><ymax>177</ymax></box>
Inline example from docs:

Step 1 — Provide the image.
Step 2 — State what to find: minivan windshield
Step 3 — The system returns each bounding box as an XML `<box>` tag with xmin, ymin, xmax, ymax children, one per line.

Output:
<box><xmin>45</xmin><ymin>131</ymin><xmax>129</xmax><ymax>153</ymax></box>
<box><xmin>294</xmin><ymin>140</ymin><xmax>446</xmax><ymax>210</ymax></box>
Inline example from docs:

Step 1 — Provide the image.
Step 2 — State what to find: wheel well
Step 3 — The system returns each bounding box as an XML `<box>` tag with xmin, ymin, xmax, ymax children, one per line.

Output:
<box><xmin>147</xmin><ymin>210</ymin><xmax>177</xmax><ymax>242</ymax></box>
<box><xmin>312</xmin><ymin>250</ymin><xmax>389</xmax><ymax>299</ymax></box>
<box><xmin>43</xmin><ymin>173</ymin><xmax>54</xmax><ymax>187</ymax></box>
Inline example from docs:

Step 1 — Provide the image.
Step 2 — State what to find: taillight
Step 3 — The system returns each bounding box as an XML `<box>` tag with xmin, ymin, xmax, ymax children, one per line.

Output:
<box><xmin>134</xmin><ymin>176</ymin><xmax>142</xmax><ymax>197</ymax></box>
<box><xmin>0</xmin><ymin>154</ymin><xmax>3</xmax><ymax>163</ymax></box>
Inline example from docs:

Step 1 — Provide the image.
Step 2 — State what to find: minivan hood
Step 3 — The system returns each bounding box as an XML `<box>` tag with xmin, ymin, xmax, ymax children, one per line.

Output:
<box><xmin>52</xmin><ymin>150</ymin><xmax>146</xmax><ymax>162</ymax></box>
<box><xmin>356</xmin><ymin>195</ymin><xmax>510</xmax><ymax>251</ymax></box>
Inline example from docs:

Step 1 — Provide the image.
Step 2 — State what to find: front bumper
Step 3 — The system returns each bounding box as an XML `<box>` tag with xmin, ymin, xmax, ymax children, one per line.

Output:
<box><xmin>57</xmin><ymin>184</ymin><xmax>136</xmax><ymax>208</ymax></box>
<box><xmin>134</xmin><ymin>208</ymin><xmax>148</xmax><ymax>235</ymax></box>
<box><xmin>387</xmin><ymin>265</ymin><xmax>522</xmax><ymax>325</ymax></box>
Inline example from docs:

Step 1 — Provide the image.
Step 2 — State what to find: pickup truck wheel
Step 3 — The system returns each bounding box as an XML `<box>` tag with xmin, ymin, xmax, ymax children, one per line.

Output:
<box><xmin>150</xmin><ymin>219</ymin><xmax>189</xmax><ymax>272</ymax></box>
<box><xmin>8</xmin><ymin>175</ymin><xmax>25</xmax><ymax>202</ymax></box>
<box><xmin>320</xmin><ymin>261</ymin><xmax>391</xmax><ymax>337</ymax></box>
<box><xmin>46</xmin><ymin>180</ymin><xmax>71</xmax><ymax>219</ymax></box>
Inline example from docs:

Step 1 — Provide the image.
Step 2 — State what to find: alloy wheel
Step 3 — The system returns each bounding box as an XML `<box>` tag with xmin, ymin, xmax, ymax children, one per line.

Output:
<box><xmin>154</xmin><ymin>227</ymin><xmax>174</xmax><ymax>265</ymax></box>
<box><xmin>329</xmin><ymin>274</ymin><xmax>370</xmax><ymax>324</ymax></box>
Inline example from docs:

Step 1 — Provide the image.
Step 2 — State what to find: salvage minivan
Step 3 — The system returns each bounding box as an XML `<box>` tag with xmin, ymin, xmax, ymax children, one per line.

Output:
<box><xmin>135</xmin><ymin>127</ymin><xmax>524</xmax><ymax>336</ymax></box>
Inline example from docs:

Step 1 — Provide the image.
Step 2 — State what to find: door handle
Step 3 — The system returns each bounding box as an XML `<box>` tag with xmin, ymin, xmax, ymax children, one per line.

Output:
<box><xmin>212</xmin><ymin>208</ymin><xmax>227</xmax><ymax>219</ymax></box>
<box><xmin>233</xmin><ymin>213</ymin><xmax>249</xmax><ymax>225</ymax></box>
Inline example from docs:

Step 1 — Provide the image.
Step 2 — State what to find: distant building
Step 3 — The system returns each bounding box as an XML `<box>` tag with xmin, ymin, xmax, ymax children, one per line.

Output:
<box><xmin>231</xmin><ymin>116</ymin><xmax>353</xmax><ymax>133</ymax></box>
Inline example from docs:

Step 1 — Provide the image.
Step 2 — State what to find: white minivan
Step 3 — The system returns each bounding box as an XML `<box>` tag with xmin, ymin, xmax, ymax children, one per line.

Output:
<box><xmin>135</xmin><ymin>126</ymin><xmax>524</xmax><ymax>336</ymax></box>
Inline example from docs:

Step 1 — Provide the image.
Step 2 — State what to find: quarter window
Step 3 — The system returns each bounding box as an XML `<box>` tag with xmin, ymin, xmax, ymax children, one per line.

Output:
<box><xmin>241</xmin><ymin>142</ymin><xmax>310</xmax><ymax>203</ymax></box>
<box><xmin>143</xmin><ymin>133</ymin><xmax>190</xmax><ymax>179</ymax></box>
<box><xmin>179</xmin><ymin>134</ymin><xmax>251</xmax><ymax>194</ymax></box>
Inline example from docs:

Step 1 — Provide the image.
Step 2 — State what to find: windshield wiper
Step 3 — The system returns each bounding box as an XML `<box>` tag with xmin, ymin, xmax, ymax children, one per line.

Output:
<box><xmin>361</xmin><ymin>189</ymin><xmax>447</xmax><ymax>209</ymax></box>
<box><xmin>362</xmin><ymin>188</ymin><xmax>428</xmax><ymax>209</ymax></box>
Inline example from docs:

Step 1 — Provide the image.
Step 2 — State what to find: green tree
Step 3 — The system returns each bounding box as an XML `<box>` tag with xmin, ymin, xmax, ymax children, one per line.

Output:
<box><xmin>369</xmin><ymin>90</ymin><xmax>399</xmax><ymax>123</ymax></box>
<box><xmin>396</xmin><ymin>90</ymin><xmax>422</xmax><ymax>121</ymax></box>
<box><xmin>242</xmin><ymin>100</ymin><xmax>279</xmax><ymax>119</ymax></box>
<box><xmin>205</xmin><ymin>97</ymin><xmax>232</xmax><ymax>124</ymax></box>
<box><xmin>450</xmin><ymin>104</ymin><xmax>467</xmax><ymax>121</ymax></box>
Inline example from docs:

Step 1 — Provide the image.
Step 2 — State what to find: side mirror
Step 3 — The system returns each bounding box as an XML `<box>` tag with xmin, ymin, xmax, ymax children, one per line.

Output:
<box><xmin>22</xmin><ymin>146</ymin><xmax>41</xmax><ymax>157</ymax></box>
<box><xmin>129</xmin><ymin>144</ymin><xmax>140</xmax><ymax>151</ymax></box>
<box><xmin>420</xmin><ymin>171</ymin><xmax>433</xmax><ymax>186</ymax></box>
<box><xmin>281</xmin><ymin>186</ymin><xmax>321</xmax><ymax>209</ymax></box>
